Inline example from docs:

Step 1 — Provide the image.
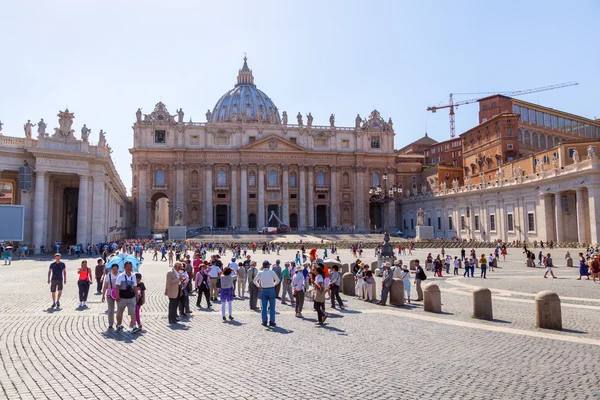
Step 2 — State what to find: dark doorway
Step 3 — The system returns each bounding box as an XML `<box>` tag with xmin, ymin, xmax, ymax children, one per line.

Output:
<box><xmin>215</xmin><ymin>205</ymin><xmax>228</xmax><ymax>228</ymax></box>
<box><xmin>62</xmin><ymin>188</ymin><xmax>79</xmax><ymax>244</ymax></box>
<box><xmin>369</xmin><ymin>203</ymin><xmax>383</xmax><ymax>230</ymax></box>
<box><xmin>289</xmin><ymin>213</ymin><xmax>298</xmax><ymax>229</ymax></box>
<box><xmin>316</xmin><ymin>205</ymin><xmax>328</xmax><ymax>228</ymax></box>
<box><xmin>267</xmin><ymin>204</ymin><xmax>279</xmax><ymax>227</ymax></box>
<box><xmin>248</xmin><ymin>213</ymin><xmax>257</xmax><ymax>230</ymax></box>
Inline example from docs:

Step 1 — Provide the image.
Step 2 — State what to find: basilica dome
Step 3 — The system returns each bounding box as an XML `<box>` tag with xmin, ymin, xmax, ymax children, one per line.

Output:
<box><xmin>211</xmin><ymin>58</ymin><xmax>281</xmax><ymax>124</ymax></box>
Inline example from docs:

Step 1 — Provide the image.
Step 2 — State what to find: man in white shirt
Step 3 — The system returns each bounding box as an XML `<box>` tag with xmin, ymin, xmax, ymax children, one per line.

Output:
<box><xmin>208</xmin><ymin>261</ymin><xmax>221</xmax><ymax>301</ymax></box>
<box><xmin>228</xmin><ymin>257</ymin><xmax>239</xmax><ymax>297</ymax></box>
<box><xmin>253</xmin><ymin>260</ymin><xmax>280</xmax><ymax>327</ymax></box>
<box><xmin>291</xmin><ymin>265</ymin><xmax>305</xmax><ymax>318</ymax></box>
<box><xmin>453</xmin><ymin>256</ymin><xmax>461</xmax><ymax>275</ymax></box>
<box><xmin>487</xmin><ymin>254</ymin><xmax>495</xmax><ymax>272</ymax></box>
<box><xmin>115</xmin><ymin>261</ymin><xmax>140</xmax><ymax>333</ymax></box>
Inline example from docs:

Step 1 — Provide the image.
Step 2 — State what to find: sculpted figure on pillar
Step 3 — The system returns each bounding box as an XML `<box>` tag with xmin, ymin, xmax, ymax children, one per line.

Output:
<box><xmin>329</xmin><ymin>113</ymin><xmax>335</xmax><ymax>127</ymax></box>
<box><xmin>269</xmin><ymin>107</ymin><xmax>276</xmax><ymax>123</ymax></box>
<box><xmin>174</xmin><ymin>207</ymin><xmax>183</xmax><ymax>226</ymax></box>
<box><xmin>572</xmin><ymin>148</ymin><xmax>580</xmax><ymax>163</ymax></box>
<box><xmin>306</xmin><ymin>112</ymin><xmax>313</xmax><ymax>128</ymax></box>
<box><xmin>452</xmin><ymin>178</ymin><xmax>459</xmax><ymax>191</ymax></box>
<box><xmin>23</xmin><ymin>120</ymin><xmax>36</xmax><ymax>139</ymax></box>
<box><xmin>355</xmin><ymin>114</ymin><xmax>361</xmax><ymax>129</ymax></box>
<box><xmin>282</xmin><ymin>111</ymin><xmax>288</xmax><ymax>125</ymax></box>
<box><xmin>37</xmin><ymin>118</ymin><xmax>47</xmax><ymax>138</ymax></box>
<box><xmin>136</xmin><ymin>108</ymin><xmax>142</xmax><ymax>123</ymax></box>
<box><xmin>586</xmin><ymin>145</ymin><xmax>598</xmax><ymax>160</ymax></box>
<box><xmin>552</xmin><ymin>154</ymin><xmax>559</xmax><ymax>169</ymax></box>
<box><xmin>177</xmin><ymin>108</ymin><xmax>184</xmax><ymax>123</ymax></box>
<box><xmin>206</xmin><ymin>109</ymin><xmax>212</xmax><ymax>122</ymax></box>
<box><xmin>297</xmin><ymin>112</ymin><xmax>303</xmax><ymax>126</ymax></box>
<box><xmin>81</xmin><ymin>124</ymin><xmax>91</xmax><ymax>142</ymax></box>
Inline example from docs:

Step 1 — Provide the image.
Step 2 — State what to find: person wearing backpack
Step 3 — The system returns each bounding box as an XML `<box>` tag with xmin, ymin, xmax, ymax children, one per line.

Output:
<box><xmin>195</xmin><ymin>264</ymin><xmax>212</xmax><ymax>308</ymax></box>
<box><xmin>412</xmin><ymin>259</ymin><xmax>426</xmax><ymax>302</ymax></box>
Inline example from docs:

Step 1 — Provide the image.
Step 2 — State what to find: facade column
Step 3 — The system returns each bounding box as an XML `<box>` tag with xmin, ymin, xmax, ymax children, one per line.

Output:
<box><xmin>282</xmin><ymin>166</ymin><xmax>289</xmax><ymax>225</ymax></box>
<box><xmin>176</xmin><ymin>163</ymin><xmax>184</xmax><ymax>218</ymax></box>
<box><xmin>168</xmin><ymin>201</ymin><xmax>174</xmax><ymax>226</ymax></box>
<box><xmin>355</xmin><ymin>167</ymin><xmax>365</xmax><ymax>231</ymax></box>
<box><xmin>136</xmin><ymin>163</ymin><xmax>149</xmax><ymax>236</ymax></box>
<box><xmin>44</xmin><ymin>176</ymin><xmax>52</xmax><ymax>246</ymax></box>
<box><xmin>21</xmin><ymin>189</ymin><xmax>34</xmax><ymax>245</ymax></box>
<box><xmin>33</xmin><ymin>171</ymin><xmax>47</xmax><ymax>253</ymax></box>
<box><xmin>205</xmin><ymin>165</ymin><xmax>213</xmax><ymax>228</ymax></box>
<box><xmin>146</xmin><ymin>201</ymin><xmax>153</xmax><ymax>233</ymax></box>
<box><xmin>240</xmin><ymin>165</ymin><xmax>248</xmax><ymax>230</ymax></box>
<box><xmin>307</xmin><ymin>167</ymin><xmax>314</xmax><ymax>228</ymax></box>
<box><xmin>587</xmin><ymin>184</ymin><xmax>600</xmax><ymax>245</ymax></box>
<box><xmin>258</xmin><ymin>166</ymin><xmax>265</xmax><ymax>228</ymax></box>
<box><xmin>299</xmin><ymin>166</ymin><xmax>307</xmax><ymax>230</ymax></box>
<box><xmin>231</xmin><ymin>164</ymin><xmax>238</xmax><ymax>228</ymax></box>
<box><xmin>575</xmin><ymin>188</ymin><xmax>587</xmax><ymax>244</ymax></box>
<box><xmin>76</xmin><ymin>175</ymin><xmax>89</xmax><ymax>245</ymax></box>
<box><xmin>91</xmin><ymin>174</ymin><xmax>106</xmax><ymax>243</ymax></box>
<box><xmin>554</xmin><ymin>191</ymin><xmax>564</xmax><ymax>244</ymax></box>
<box><xmin>330</xmin><ymin>166</ymin><xmax>337</xmax><ymax>228</ymax></box>
<box><xmin>384</xmin><ymin>172</ymin><xmax>395</xmax><ymax>230</ymax></box>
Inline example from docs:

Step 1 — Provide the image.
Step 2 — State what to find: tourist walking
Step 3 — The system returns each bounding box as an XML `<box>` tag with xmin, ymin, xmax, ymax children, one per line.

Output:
<box><xmin>590</xmin><ymin>255</ymin><xmax>600</xmax><ymax>283</ymax></box>
<box><xmin>94</xmin><ymin>258</ymin><xmax>105</xmax><ymax>294</ymax></box>
<box><xmin>292</xmin><ymin>265</ymin><xmax>305</xmax><ymax>317</ymax></box>
<box><xmin>135</xmin><ymin>273</ymin><xmax>146</xmax><ymax>330</ymax></box>
<box><xmin>195</xmin><ymin>264</ymin><xmax>212</xmax><ymax>308</ymax></box>
<box><xmin>400</xmin><ymin>265</ymin><xmax>412</xmax><ymax>303</ymax></box>
<box><xmin>543</xmin><ymin>253</ymin><xmax>557</xmax><ymax>279</ymax></box>
<box><xmin>453</xmin><ymin>256</ymin><xmax>460</xmax><ymax>275</ymax></box>
<box><xmin>378</xmin><ymin>262</ymin><xmax>392</xmax><ymax>306</ymax></box>
<box><xmin>413</xmin><ymin>260</ymin><xmax>425</xmax><ymax>301</ymax></box>
<box><xmin>253</xmin><ymin>260</ymin><xmax>280</xmax><ymax>327</ymax></box>
<box><xmin>280</xmin><ymin>261</ymin><xmax>295</xmax><ymax>305</ymax></box>
<box><xmin>329</xmin><ymin>265</ymin><xmax>344</xmax><ymax>309</ymax></box>
<box><xmin>165</xmin><ymin>262</ymin><xmax>185</xmax><ymax>324</ymax></box>
<box><xmin>219</xmin><ymin>267</ymin><xmax>235</xmax><ymax>321</ymax></box>
<box><xmin>247</xmin><ymin>260</ymin><xmax>259</xmax><ymax>310</ymax></box>
<box><xmin>237</xmin><ymin>261</ymin><xmax>247</xmax><ymax>298</ymax></box>
<box><xmin>209</xmin><ymin>259</ymin><xmax>221</xmax><ymax>301</ymax></box>
<box><xmin>48</xmin><ymin>253</ymin><xmax>66</xmax><ymax>309</ymax></box>
<box><xmin>577</xmin><ymin>253</ymin><xmax>590</xmax><ymax>280</ymax></box>
<box><xmin>272</xmin><ymin>260</ymin><xmax>283</xmax><ymax>299</ymax></box>
<box><xmin>354</xmin><ymin>261</ymin><xmax>364</xmax><ymax>299</ymax></box>
<box><xmin>102</xmin><ymin>264</ymin><xmax>119</xmax><ymax>330</ymax></box>
<box><xmin>479</xmin><ymin>254</ymin><xmax>487</xmax><ymax>279</ymax></box>
<box><xmin>363</xmin><ymin>267</ymin><xmax>374</xmax><ymax>302</ymax></box>
<box><xmin>488</xmin><ymin>254</ymin><xmax>495</xmax><ymax>272</ymax></box>
<box><xmin>313</xmin><ymin>266</ymin><xmax>327</xmax><ymax>325</ymax></box>
<box><xmin>77</xmin><ymin>260</ymin><xmax>92</xmax><ymax>308</ymax></box>
<box><xmin>115</xmin><ymin>261</ymin><xmax>141</xmax><ymax>333</ymax></box>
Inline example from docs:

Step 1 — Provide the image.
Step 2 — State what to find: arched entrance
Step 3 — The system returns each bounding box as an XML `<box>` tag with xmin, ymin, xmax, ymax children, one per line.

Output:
<box><xmin>151</xmin><ymin>192</ymin><xmax>169</xmax><ymax>231</ymax></box>
<box><xmin>215</xmin><ymin>205</ymin><xmax>228</xmax><ymax>228</ymax></box>
<box><xmin>369</xmin><ymin>203</ymin><xmax>383</xmax><ymax>230</ymax></box>
<box><xmin>289</xmin><ymin>213</ymin><xmax>298</xmax><ymax>229</ymax></box>
<box><xmin>316</xmin><ymin>205</ymin><xmax>328</xmax><ymax>228</ymax></box>
<box><xmin>248</xmin><ymin>213</ymin><xmax>257</xmax><ymax>230</ymax></box>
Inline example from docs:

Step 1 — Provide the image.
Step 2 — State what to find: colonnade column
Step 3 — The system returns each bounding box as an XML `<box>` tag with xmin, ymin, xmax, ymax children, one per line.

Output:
<box><xmin>240</xmin><ymin>165</ymin><xmax>248</xmax><ymax>231</ymax></box>
<box><xmin>205</xmin><ymin>165</ymin><xmax>213</xmax><ymax>228</ymax></box>
<box><xmin>231</xmin><ymin>164</ymin><xmax>238</xmax><ymax>228</ymax></box>
<box><xmin>137</xmin><ymin>163</ymin><xmax>148</xmax><ymax>236</ymax></box>
<box><xmin>33</xmin><ymin>171</ymin><xmax>47</xmax><ymax>253</ymax></box>
<box><xmin>299</xmin><ymin>166</ymin><xmax>307</xmax><ymax>230</ymax></box>
<box><xmin>307</xmin><ymin>167</ymin><xmax>314</xmax><ymax>228</ymax></box>
<box><xmin>554</xmin><ymin>191</ymin><xmax>564</xmax><ymax>243</ymax></box>
<box><xmin>258</xmin><ymin>166</ymin><xmax>265</xmax><ymax>228</ymax></box>
<box><xmin>355</xmin><ymin>167</ymin><xmax>365</xmax><ymax>230</ymax></box>
<box><xmin>91</xmin><ymin>174</ymin><xmax>106</xmax><ymax>243</ymax></box>
<box><xmin>587</xmin><ymin>184</ymin><xmax>600</xmax><ymax>245</ymax></box>
<box><xmin>575</xmin><ymin>188</ymin><xmax>587</xmax><ymax>244</ymax></box>
<box><xmin>176</xmin><ymin>163</ymin><xmax>184</xmax><ymax>217</ymax></box>
<box><xmin>282</xmin><ymin>166</ymin><xmax>289</xmax><ymax>225</ymax></box>
<box><xmin>44</xmin><ymin>176</ymin><xmax>52</xmax><ymax>246</ymax></box>
<box><xmin>76</xmin><ymin>175</ymin><xmax>89</xmax><ymax>245</ymax></box>
<box><xmin>329</xmin><ymin>166</ymin><xmax>337</xmax><ymax>228</ymax></box>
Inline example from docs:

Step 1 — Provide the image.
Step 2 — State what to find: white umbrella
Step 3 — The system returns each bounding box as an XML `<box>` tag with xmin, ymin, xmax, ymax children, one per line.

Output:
<box><xmin>322</xmin><ymin>258</ymin><xmax>342</xmax><ymax>267</ymax></box>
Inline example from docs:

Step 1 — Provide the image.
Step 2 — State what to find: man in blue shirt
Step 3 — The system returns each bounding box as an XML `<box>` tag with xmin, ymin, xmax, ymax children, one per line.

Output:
<box><xmin>47</xmin><ymin>253</ymin><xmax>67</xmax><ymax>308</ymax></box>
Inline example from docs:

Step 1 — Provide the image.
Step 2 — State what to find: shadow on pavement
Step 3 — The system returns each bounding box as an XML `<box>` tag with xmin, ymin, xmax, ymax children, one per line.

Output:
<box><xmin>560</xmin><ymin>328</ymin><xmax>587</xmax><ymax>334</ymax></box>
<box><xmin>492</xmin><ymin>319</ymin><xmax>511</xmax><ymax>324</ymax></box>
<box><xmin>266</xmin><ymin>326</ymin><xmax>293</xmax><ymax>334</ymax></box>
<box><xmin>101</xmin><ymin>330</ymin><xmax>144</xmax><ymax>343</ymax></box>
<box><xmin>167</xmin><ymin>323</ymin><xmax>190</xmax><ymax>331</ymax></box>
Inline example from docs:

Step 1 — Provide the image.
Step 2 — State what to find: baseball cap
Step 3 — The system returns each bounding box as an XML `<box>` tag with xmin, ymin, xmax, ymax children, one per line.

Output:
<box><xmin>284</xmin><ymin>260</ymin><xmax>290</xmax><ymax>265</ymax></box>
<box><xmin>262</xmin><ymin>260</ymin><xmax>271</xmax><ymax>268</ymax></box>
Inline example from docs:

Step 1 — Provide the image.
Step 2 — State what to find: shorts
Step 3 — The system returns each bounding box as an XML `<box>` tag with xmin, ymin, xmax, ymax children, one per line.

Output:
<box><xmin>50</xmin><ymin>280</ymin><xmax>63</xmax><ymax>292</ymax></box>
<box><xmin>545</xmin><ymin>267</ymin><xmax>553</xmax><ymax>272</ymax></box>
<box><xmin>116</xmin><ymin>297</ymin><xmax>136</xmax><ymax>315</ymax></box>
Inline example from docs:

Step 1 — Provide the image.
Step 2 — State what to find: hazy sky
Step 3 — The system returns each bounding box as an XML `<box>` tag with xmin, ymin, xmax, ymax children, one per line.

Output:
<box><xmin>2</xmin><ymin>0</ymin><xmax>598</xmax><ymax>193</ymax></box>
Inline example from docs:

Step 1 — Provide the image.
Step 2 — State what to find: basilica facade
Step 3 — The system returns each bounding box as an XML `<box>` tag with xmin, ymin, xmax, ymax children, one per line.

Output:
<box><xmin>130</xmin><ymin>58</ymin><xmax>398</xmax><ymax>236</ymax></box>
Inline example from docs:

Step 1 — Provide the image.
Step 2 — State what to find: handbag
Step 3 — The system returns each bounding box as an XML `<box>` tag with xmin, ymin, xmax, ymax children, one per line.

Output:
<box><xmin>314</xmin><ymin>286</ymin><xmax>326</xmax><ymax>303</ymax></box>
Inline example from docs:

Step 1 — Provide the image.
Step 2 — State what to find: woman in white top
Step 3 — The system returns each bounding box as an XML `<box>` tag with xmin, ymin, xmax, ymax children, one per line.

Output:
<box><xmin>101</xmin><ymin>264</ymin><xmax>119</xmax><ymax>330</ymax></box>
<box><xmin>400</xmin><ymin>265</ymin><xmax>412</xmax><ymax>303</ymax></box>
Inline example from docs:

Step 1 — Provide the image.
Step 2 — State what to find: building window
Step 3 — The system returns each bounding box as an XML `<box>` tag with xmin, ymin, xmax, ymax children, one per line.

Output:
<box><xmin>371</xmin><ymin>137</ymin><xmax>381</xmax><ymax>148</ymax></box>
<box><xmin>291</xmin><ymin>193</ymin><xmax>297</xmax><ymax>199</ymax></box>
<box><xmin>507</xmin><ymin>128</ymin><xmax>513</xmax><ymax>136</ymax></box>
<box><xmin>315</xmin><ymin>138</ymin><xmax>327</xmax><ymax>147</ymax></box>
<box><xmin>217</xmin><ymin>193</ymin><xmax>226</xmax><ymax>199</ymax></box>
<box><xmin>524</xmin><ymin>130</ymin><xmax>531</xmax><ymax>146</ymax></box>
<box><xmin>490</xmin><ymin>215</ymin><xmax>496</xmax><ymax>231</ymax></box>
<box><xmin>460</xmin><ymin>216</ymin><xmax>465</xmax><ymax>230</ymax></box>
<box><xmin>568</xmin><ymin>148</ymin><xmax>576</xmax><ymax>158</ymax></box>
<box><xmin>342</xmin><ymin>172</ymin><xmax>350</xmax><ymax>188</ymax></box>
<box><xmin>155</xmin><ymin>169</ymin><xmax>165</xmax><ymax>186</ymax></box>
<box><xmin>551</xmin><ymin>115</ymin><xmax>558</xmax><ymax>129</ymax></box>
<box><xmin>248</xmin><ymin>136</ymin><xmax>256</xmax><ymax>143</ymax></box>
<box><xmin>191</xmin><ymin>135</ymin><xmax>199</xmax><ymax>145</ymax></box>
<box><xmin>217</xmin><ymin>170</ymin><xmax>227</xmax><ymax>186</ymax></box>
<box><xmin>411</xmin><ymin>219</ymin><xmax>414</xmax><ymax>229</ymax></box>
<box><xmin>474</xmin><ymin>215</ymin><xmax>480</xmax><ymax>231</ymax></box>
<box><xmin>249</xmin><ymin>193</ymin><xmax>256</xmax><ymax>199</ymax></box>
<box><xmin>317</xmin><ymin>194</ymin><xmax>326</xmax><ymax>199</ymax></box>
<box><xmin>507</xmin><ymin>214</ymin><xmax>514</xmax><ymax>231</ymax></box>
<box><xmin>513</xmin><ymin>104</ymin><xmax>521</xmax><ymax>114</ymax></box>
<box><xmin>437</xmin><ymin>217</ymin><xmax>441</xmax><ymax>230</ymax></box>
<box><xmin>448</xmin><ymin>216</ymin><xmax>453</xmax><ymax>231</ymax></box>
<box><xmin>404</xmin><ymin>219</ymin><xmax>407</xmax><ymax>230</ymax></box>
<box><xmin>317</xmin><ymin>171</ymin><xmax>326</xmax><ymax>186</ymax></box>
<box><xmin>527</xmin><ymin>213</ymin><xmax>535</xmax><ymax>232</ymax></box>
<box><xmin>529</xmin><ymin>109</ymin><xmax>536</xmax><ymax>124</ymax></box>
<box><xmin>482</xmin><ymin>105</ymin><xmax>487</xmax><ymax>111</ymax></box>
<box><xmin>507</xmin><ymin>144</ymin><xmax>513</xmax><ymax>150</ymax></box>
<box><xmin>562</xmin><ymin>195</ymin><xmax>569</xmax><ymax>213</ymax></box>
<box><xmin>341</xmin><ymin>139</ymin><xmax>349</xmax><ymax>149</ymax></box>
<box><xmin>558</xmin><ymin>117</ymin><xmax>565</xmax><ymax>130</ymax></box>
<box><xmin>521</xmin><ymin>107</ymin><xmax>529</xmax><ymax>122</ymax></box>
<box><xmin>290</xmin><ymin>173</ymin><xmax>297</xmax><ymax>188</ymax></box>
<box><xmin>268</xmin><ymin>170</ymin><xmax>277</xmax><ymax>186</ymax></box>
<box><xmin>427</xmin><ymin>217</ymin><xmax>431</xmax><ymax>227</ymax></box>
<box><xmin>290</xmin><ymin>137</ymin><xmax>297</xmax><ymax>144</ymax></box>
<box><xmin>191</xmin><ymin>170</ymin><xmax>199</xmax><ymax>187</ymax></box>
<box><xmin>154</xmin><ymin>130</ymin><xmax>166</xmax><ymax>144</ymax></box>
<box><xmin>491</xmin><ymin>102</ymin><xmax>496</xmax><ymax>108</ymax></box>
<box><xmin>372</xmin><ymin>173</ymin><xmax>380</xmax><ymax>187</ymax></box>
<box><xmin>248</xmin><ymin>172</ymin><xmax>256</xmax><ymax>187</ymax></box>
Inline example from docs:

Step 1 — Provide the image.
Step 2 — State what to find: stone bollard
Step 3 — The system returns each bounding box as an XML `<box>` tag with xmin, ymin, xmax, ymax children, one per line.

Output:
<box><xmin>536</xmin><ymin>291</ymin><xmax>562</xmax><ymax>330</ymax></box>
<box><xmin>409</xmin><ymin>259</ymin><xmax>417</xmax><ymax>271</ymax></box>
<box><xmin>423</xmin><ymin>283</ymin><xmax>442</xmax><ymax>313</ymax></box>
<box><xmin>342</xmin><ymin>272</ymin><xmax>355</xmax><ymax>296</ymax></box>
<box><xmin>371</xmin><ymin>281</ymin><xmax>377</xmax><ymax>301</ymax></box>
<box><xmin>472</xmin><ymin>287</ymin><xmax>493</xmax><ymax>321</ymax></box>
<box><xmin>374</xmin><ymin>268</ymin><xmax>382</xmax><ymax>277</ymax></box>
<box><xmin>371</xmin><ymin>261</ymin><xmax>378</xmax><ymax>272</ymax></box>
<box><xmin>526</xmin><ymin>258</ymin><xmax>534</xmax><ymax>268</ymax></box>
<box><xmin>390</xmin><ymin>279</ymin><xmax>405</xmax><ymax>306</ymax></box>
<box><xmin>342</xmin><ymin>263</ymin><xmax>349</xmax><ymax>274</ymax></box>
<box><xmin>566</xmin><ymin>257</ymin><xmax>573</xmax><ymax>268</ymax></box>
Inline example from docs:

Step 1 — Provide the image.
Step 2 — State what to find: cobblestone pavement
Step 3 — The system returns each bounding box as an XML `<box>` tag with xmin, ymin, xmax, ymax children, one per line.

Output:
<box><xmin>1</xmin><ymin>246</ymin><xmax>599</xmax><ymax>399</ymax></box>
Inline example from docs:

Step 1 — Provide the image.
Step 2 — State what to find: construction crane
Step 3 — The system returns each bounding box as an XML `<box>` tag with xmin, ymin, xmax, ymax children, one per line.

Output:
<box><xmin>427</xmin><ymin>82</ymin><xmax>578</xmax><ymax>138</ymax></box>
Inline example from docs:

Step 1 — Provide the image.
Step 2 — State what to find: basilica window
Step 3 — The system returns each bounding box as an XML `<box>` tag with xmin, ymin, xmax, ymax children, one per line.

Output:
<box><xmin>217</xmin><ymin>170</ymin><xmax>227</xmax><ymax>186</ymax></box>
<box><xmin>372</xmin><ymin>172</ymin><xmax>380</xmax><ymax>187</ymax></box>
<box><xmin>191</xmin><ymin>170</ymin><xmax>199</xmax><ymax>187</ymax></box>
<box><xmin>342</xmin><ymin>172</ymin><xmax>350</xmax><ymax>188</ymax></box>
<box><xmin>371</xmin><ymin>136</ymin><xmax>381</xmax><ymax>149</ymax></box>
<box><xmin>155</xmin><ymin>169</ymin><xmax>165</xmax><ymax>186</ymax></box>
<box><xmin>248</xmin><ymin>171</ymin><xmax>256</xmax><ymax>187</ymax></box>
<box><xmin>532</xmin><ymin>132</ymin><xmax>538</xmax><ymax>148</ymax></box>
<box><xmin>342</xmin><ymin>139</ymin><xmax>349</xmax><ymax>149</ymax></box>
<box><xmin>524</xmin><ymin>130</ymin><xmax>531</xmax><ymax>146</ymax></box>
<box><xmin>546</xmin><ymin>135</ymin><xmax>553</xmax><ymax>149</ymax></box>
<box><xmin>289</xmin><ymin>172</ymin><xmax>297</xmax><ymax>188</ymax></box>
<box><xmin>539</xmin><ymin>133</ymin><xmax>546</xmax><ymax>148</ymax></box>
<box><xmin>317</xmin><ymin>171</ymin><xmax>326</xmax><ymax>187</ymax></box>
<box><xmin>268</xmin><ymin>170</ymin><xmax>277</xmax><ymax>186</ymax></box>
<box><xmin>154</xmin><ymin>130</ymin><xmax>166</xmax><ymax>144</ymax></box>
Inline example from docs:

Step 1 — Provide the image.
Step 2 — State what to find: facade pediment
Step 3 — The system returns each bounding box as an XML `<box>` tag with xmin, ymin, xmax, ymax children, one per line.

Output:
<box><xmin>239</xmin><ymin>135</ymin><xmax>306</xmax><ymax>153</ymax></box>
